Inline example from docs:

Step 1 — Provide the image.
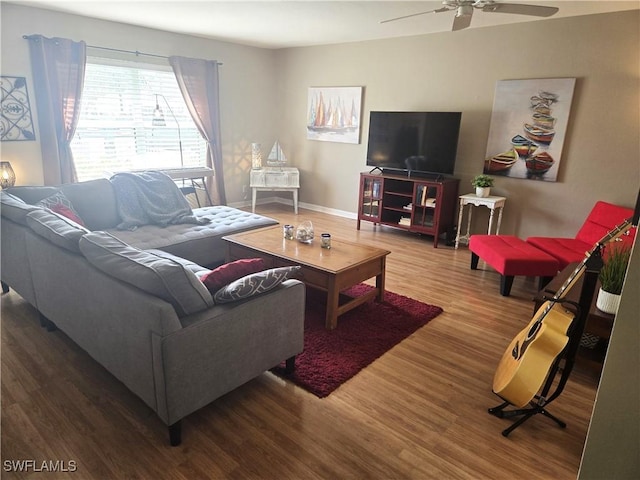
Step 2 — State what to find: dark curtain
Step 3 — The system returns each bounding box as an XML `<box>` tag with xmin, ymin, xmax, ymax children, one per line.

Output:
<box><xmin>26</xmin><ymin>34</ymin><xmax>86</xmax><ymax>185</ymax></box>
<box><xmin>169</xmin><ymin>56</ymin><xmax>226</xmax><ymax>205</ymax></box>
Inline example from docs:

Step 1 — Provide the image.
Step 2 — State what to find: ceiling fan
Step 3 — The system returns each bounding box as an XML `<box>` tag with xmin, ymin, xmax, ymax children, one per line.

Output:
<box><xmin>381</xmin><ymin>1</ymin><xmax>559</xmax><ymax>32</ymax></box>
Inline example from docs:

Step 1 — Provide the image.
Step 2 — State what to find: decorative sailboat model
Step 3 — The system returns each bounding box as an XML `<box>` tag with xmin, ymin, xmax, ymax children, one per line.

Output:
<box><xmin>267</xmin><ymin>141</ymin><xmax>287</xmax><ymax>167</ymax></box>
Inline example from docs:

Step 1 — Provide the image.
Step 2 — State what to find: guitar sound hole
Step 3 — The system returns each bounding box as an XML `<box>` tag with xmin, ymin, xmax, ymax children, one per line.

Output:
<box><xmin>511</xmin><ymin>341</ymin><xmax>519</xmax><ymax>360</ymax></box>
<box><xmin>526</xmin><ymin>321</ymin><xmax>541</xmax><ymax>340</ymax></box>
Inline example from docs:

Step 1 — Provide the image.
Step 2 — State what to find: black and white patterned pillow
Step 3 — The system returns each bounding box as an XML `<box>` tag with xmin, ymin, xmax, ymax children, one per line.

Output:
<box><xmin>36</xmin><ymin>190</ymin><xmax>85</xmax><ymax>226</ymax></box>
<box><xmin>213</xmin><ymin>266</ymin><xmax>301</xmax><ymax>304</ymax></box>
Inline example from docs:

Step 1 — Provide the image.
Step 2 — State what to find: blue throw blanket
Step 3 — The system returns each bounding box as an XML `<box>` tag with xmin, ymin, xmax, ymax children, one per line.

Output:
<box><xmin>110</xmin><ymin>171</ymin><xmax>208</xmax><ymax>230</ymax></box>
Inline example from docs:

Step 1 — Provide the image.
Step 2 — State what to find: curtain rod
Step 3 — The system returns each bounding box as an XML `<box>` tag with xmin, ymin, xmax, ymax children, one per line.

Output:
<box><xmin>87</xmin><ymin>44</ymin><xmax>169</xmax><ymax>59</ymax></box>
<box><xmin>86</xmin><ymin>44</ymin><xmax>223</xmax><ymax>65</ymax></box>
<box><xmin>23</xmin><ymin>36</ymin><xmax>222</xmax><ymax>64</ymax></box>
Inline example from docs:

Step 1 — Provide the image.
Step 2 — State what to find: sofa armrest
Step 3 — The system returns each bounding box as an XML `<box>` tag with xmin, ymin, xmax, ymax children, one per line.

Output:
<box><xmin>157</xmin><ymin>279</ymin><xmax>305</xmax><ymax>425</ymax></box>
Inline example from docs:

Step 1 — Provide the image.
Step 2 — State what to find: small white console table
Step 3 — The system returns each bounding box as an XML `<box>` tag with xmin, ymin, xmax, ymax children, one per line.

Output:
<box><xmin>250</xmin><ymin>167</ymin><xmax>300</xmax><ymax>214</ymax></box>
<box><xmin>161</xmin><ymin>167</ymin><xmax>214</xmax><ymax>207</ymax></box>
<box><xmin>455</xmin><ymin>193</ymin><xmax>507</xmax><ymax>249</ymax></box>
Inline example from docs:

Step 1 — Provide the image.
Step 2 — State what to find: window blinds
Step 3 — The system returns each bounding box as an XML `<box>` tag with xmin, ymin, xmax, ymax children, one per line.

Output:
<box><xmin>72</xmin><ymin>58</ymin><xmax>206</xmax><ymax>181</ymax></box>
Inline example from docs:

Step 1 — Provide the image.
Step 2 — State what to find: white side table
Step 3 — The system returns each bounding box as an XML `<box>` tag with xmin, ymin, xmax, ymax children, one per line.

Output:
<box><xmin>250</xmin><ymin>167</ymin><xmax>300</xmax><ymax>214</ymax></box>
<box><xmin>455</xmin><ymin>193</ymin><xmax>507</xmax><ymax>249</ymax></box>
<box><xmin>160</xmin><ymin>167</ymin><xmax>214</xmax><ymax>207</ymax></box>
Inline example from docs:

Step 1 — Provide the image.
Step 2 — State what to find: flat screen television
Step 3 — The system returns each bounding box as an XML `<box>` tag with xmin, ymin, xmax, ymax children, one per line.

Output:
<box><xmin>366</xmin><ymin>111</ymin><xmax>462</xmax><ymax>177</ymax></box>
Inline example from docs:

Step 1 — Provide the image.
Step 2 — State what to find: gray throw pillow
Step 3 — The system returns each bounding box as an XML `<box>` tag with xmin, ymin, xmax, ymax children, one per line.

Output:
<box><xmin>213</xmin><ymin>266</ymin><xmax>301</xmax><ymax>304</ymax></box>
<box><xmin>0</xmin><ymin>191</ymin><xmax>42</xmax><ymax>225</ymax></box>
<box><xmin>26</xmin><ymin>208</ymin><xmax>89</xmax><ymax>253</ymax></box>
<box><xmin>79</xmin><ymin>231</ymin><xmax>214</xmax><ymax>317</ymax></box>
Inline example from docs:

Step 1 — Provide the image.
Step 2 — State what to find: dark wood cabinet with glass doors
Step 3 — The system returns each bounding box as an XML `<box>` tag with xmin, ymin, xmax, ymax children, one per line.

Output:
<box><xmin>357</xmin><ymin>172</ymin><xmax>459</xmax><ymax>248</ymax></box>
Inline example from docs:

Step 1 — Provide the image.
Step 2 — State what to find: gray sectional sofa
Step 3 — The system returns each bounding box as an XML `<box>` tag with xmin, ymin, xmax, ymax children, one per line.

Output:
<box><xmin>0</xmin><ymin>178</ymin><xmax>305</xmax><ymax>445</ymax></box>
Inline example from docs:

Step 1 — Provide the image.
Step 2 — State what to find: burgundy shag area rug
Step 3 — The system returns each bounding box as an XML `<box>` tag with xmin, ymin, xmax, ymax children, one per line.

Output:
<box><xmin>271</xmin><ymin>284</ymin><xmax>443</xmax><ymax>398</ymax></box>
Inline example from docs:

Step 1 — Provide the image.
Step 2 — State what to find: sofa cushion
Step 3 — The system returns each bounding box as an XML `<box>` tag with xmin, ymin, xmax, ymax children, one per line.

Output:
<box><xmin>4</xmin><ymin>185</ymin><xmax>60</xmax><ymax>205</ymax></box>
<box><xmin>26</xmin><ymin>209</ymin><xmax>89</xmax><ymax>253</ymax></box>
<box><xmin>59</xmin><ymin>178</ymin><xmax>120</xmax><ymax>231</ymax></box>
<box><xmin>213</xmin><ymin>266</ymin><xmax>301</xmax><ymax>304</ymax></box>
<box><xmin>79</xmin><ymin>231</ymin><xmax>214</xmax><ymax>317</ymax></box>
<box><xmin>200</xmin><ymin>258</ymin><xmax>266</xmax><ymax>294</ymax></box>
<box><xmin>107</xmin><ymin>205</ymin><xmax>278</xmax><ymax>267</ymax></box>
<box><xmin>0</xmin><ymin>191</ymin><xmax>42</xmax><ymax>225</ymax></box>
<box><xmin>36</xmin><ymin>191</ymin><xmax>85</xmax><ymax>226</ymax></box>
<box><xmin>146</xmin><ymin>249</ymin><xmax>211</xmax><ymax>278</ymax></box>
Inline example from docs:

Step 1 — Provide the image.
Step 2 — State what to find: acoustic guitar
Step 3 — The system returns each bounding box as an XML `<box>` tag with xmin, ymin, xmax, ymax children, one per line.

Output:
<box><xmin>492</xmin><ymin>219</ymin><xmax>633</xmax><ymax>408</ymax></box>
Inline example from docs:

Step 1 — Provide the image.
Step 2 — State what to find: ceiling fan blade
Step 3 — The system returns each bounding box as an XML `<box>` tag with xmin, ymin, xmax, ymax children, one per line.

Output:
<box><xmin>380</xmin><ymin>7</ymin><xmax>451</xmax><ymax>24</ymax></box>
<box><xmin>452</xmin><ymin>12</ymin><xmax>473</xmax><ymax>31</ymax></box>
<box><xmin>482</xmin><ymin>3</ymin><xmax>559</xmax><ymax>17</ymax></box>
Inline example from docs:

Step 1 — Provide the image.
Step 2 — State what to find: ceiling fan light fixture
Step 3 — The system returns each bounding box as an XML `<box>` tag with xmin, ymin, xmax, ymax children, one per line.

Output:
<box><xmin>382</xmin><ymin>0</ymin><xmax>558</xmax><ymax>31</ymax></box>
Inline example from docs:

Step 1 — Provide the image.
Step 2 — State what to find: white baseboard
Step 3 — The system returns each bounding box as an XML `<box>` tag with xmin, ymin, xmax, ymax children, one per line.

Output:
<box><xmin>228</xmin><ymin>197</ymin><xmax>356</xmax><ymax>220</ymax></box>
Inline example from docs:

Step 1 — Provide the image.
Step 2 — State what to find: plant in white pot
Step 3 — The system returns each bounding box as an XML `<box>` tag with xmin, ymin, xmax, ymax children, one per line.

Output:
<box><xmin>471</xmin><ymin>174</ymin><xmax>494</xmax><ymax>198</ymax></box>
<box><xmin>596</xmin><ymin>243</ymin><xmax>631</xmax><ymax>314</ymax></box>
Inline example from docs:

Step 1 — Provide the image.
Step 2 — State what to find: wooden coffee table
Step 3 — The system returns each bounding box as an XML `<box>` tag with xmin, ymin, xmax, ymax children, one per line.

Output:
<box><xmin>223</xmin><ymin>227</ymin><xmax>391</xmax><ymax>329</ymax></box>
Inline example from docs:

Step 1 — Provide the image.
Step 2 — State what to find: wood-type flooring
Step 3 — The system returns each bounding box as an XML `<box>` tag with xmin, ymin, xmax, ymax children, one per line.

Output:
<box><xmin>1</xmin><ymin>204</ymin><xmax>600</xmax><ymax>479</ymax></box>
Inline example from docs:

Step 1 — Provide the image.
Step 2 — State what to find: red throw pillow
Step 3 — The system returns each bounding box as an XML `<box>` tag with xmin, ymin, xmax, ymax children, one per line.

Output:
<box><xmin>49</xmin><ymin>203</ymin><xmax>85</xmax><ymax>226</ymax></box>
<box><xmin>200</xmin><ymin>258</ymin><xmax>266</xmax><ymax>294</ymax></box>
<box><xmin>37</xmin><ymin>191</ymin><xmax>86</xmax><ymax>227</ymax></box>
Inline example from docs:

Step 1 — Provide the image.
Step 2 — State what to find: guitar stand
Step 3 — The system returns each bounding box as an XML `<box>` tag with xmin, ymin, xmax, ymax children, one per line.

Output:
<box><xmin>489</xmin><ymin>248</ymin><xmax>604</xmax><ymax>437</ymax></box>
<box><xmin>488</xmin><ymin>398</ymin><xmax>566</xmax><ymax>437</ymax></box>
<box><xmin>488</xmin><ymin>349</ymin><xmax>569</xmax><ymax>437</ymax></box>
<box><xmin>488</xmin><ymin>353</ymin><xmax>569</xmax><ymax>437</ymax></box>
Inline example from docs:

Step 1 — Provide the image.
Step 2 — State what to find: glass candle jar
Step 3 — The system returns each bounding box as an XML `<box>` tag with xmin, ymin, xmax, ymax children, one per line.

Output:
<box><xmin>321</xmin><ymin>233</ymin><xmax>331</xmax><ymax>249</ymax></box>
<box><xmin>283</xmin><ymin>224</ymin><xmax>294</xmax><ymax>240</ymax></box>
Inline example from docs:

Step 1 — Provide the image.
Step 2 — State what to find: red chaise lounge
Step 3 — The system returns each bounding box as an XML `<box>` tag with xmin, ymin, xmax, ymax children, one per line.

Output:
<box><xmin>469</xmin><ymin>235</ymin><xmax>559</xmax><ymax>296</ymax></box>
<box><xmin>526</xmin><ymin>201</ymin><xmax>636</xmax><ymax>270</ymax></box>
<box><xmin>469</xmin><ymin>200</ymin><xmax>635</xmax><ymax>296</ymax></box>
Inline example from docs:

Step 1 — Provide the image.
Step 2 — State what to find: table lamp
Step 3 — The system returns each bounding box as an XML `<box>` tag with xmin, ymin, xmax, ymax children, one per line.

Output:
<box><xmin>251</xmin><ymin>143</ymin><xmax>262</xmax><ymax>170</ymax></box>
<box><xmin>0</xmin><ymin>162</ymin><xmax>16</xmax><ymax>189</ymax></box>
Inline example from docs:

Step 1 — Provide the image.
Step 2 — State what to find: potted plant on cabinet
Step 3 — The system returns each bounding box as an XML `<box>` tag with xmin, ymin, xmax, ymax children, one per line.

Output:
<box><xmin>471</xmin><ymin>174</ymin><xmax>494</xmax><ymax>198</ymax></box>
<box><xmin>596</xmin><ymin>243</ymin><xmax>631</xmax><ymax>314</ymax></box>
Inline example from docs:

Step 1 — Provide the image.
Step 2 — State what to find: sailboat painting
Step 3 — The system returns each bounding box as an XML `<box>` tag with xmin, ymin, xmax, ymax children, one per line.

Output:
<box><xmin>307</xmin><ymin>86</ymin><xmax>363</xmax><ymax>144</ymax></box>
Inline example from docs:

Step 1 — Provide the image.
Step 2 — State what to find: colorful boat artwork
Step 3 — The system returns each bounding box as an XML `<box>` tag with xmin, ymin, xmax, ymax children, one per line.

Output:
<box><xmin>511</xmin><ymin>134</ymin><xmax>538</xmax><ymax>158</ymax></box>
<box><xmin>530</xmin><ymin>91</ymin><xmax>558</xmax><ymax>107</ymax></box>
<box><xmin>525</xmin><ymin>151</ymin><xmax>555</xmax><ymax>175</ymax></box>
<box><xmin>485</xmin><ymin>78</ymin><xmax>576</xmax><ymax>182</ymax></box>
<box><xmin>532</xmin><ymin>104</ymin><xmax>552</xmax><ymax>115</ymax></box>
<box><xmin>524</xmin><ymin>122</ymin><xmax>555</xmax><ymax>145</ymax></box>
<box><xmin>532</xmin><ymin>112</ymin><xmax>556</xmax><ymax>129</ymax></box>
<box><xmin>484</xmin><ymin>148</ymin><xmax>518</xmax><ymax>173</ymax></box>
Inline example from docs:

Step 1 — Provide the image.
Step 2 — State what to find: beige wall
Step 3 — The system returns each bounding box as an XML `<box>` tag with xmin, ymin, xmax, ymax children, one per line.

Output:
<box><xmin>277</xmin><ymin>10</ymin><xmax>639</xmax><ymax>239</ymax></box>
<box><xmin>0</xmin><ymin>3</ymin><xmax>279</xmax><ymax>203</ymax></box>
<box><xmin>2</xmin><ymin>5</ymin><xmax>637</xmax><ymax>239</ymax></box>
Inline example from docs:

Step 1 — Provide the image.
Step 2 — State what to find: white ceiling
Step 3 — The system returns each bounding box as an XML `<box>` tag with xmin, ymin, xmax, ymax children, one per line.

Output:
<box><xmin>9</xmin><ymin>1</ymin><xmax>640</xmax><ymax>49</ymax></box>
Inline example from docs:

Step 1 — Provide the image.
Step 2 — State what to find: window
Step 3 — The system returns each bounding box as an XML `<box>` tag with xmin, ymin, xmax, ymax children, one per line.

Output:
<box><xmin>72</xmin><ymin>58</ymin><xmax>206</xmax><ymax>181</ymax></box>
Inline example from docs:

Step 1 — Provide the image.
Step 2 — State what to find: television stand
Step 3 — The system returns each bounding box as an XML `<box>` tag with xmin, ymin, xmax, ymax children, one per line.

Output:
<box><xmin>357</xmin><ymin>172</ymin><xmax>459</xmax><ymax>248</ymax></box>
<box><xmin>407</xmin><ymin>171</ymin><xmax>444</xmax><ymax>181</ymax></box>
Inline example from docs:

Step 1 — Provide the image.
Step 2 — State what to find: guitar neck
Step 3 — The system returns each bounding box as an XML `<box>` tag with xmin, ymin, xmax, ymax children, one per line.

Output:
<box><xmin>546</xmin><ymin>218</ymin><xmax>633</xmax><ymax>304</ymax></box>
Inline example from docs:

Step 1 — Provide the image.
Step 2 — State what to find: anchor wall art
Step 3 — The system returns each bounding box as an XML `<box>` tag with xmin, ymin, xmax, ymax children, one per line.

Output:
<box><xmin>484</xmin><ymin>78</ymin><xmax>576</xmax><ymax>182</ymax></box>
<box><xmin>307</xmin><ymin>86</ymin><xmax>362</xmax><ymax>144</ymax></box>
<box><xmin>1</xmin><ymin>76</ymin><xmax>36</xmax><ymax>141</ymax></box>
